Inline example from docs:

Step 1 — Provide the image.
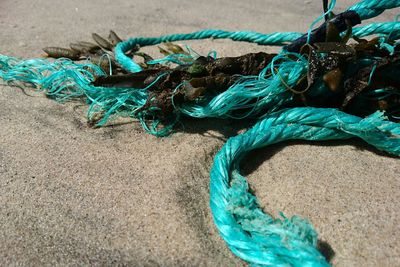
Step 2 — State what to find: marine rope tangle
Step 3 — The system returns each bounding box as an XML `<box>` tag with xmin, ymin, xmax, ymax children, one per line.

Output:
<box><xmin>0</xmin><ymin>0</ymin><xmax>400</xmax><ymax>266</ymax></box>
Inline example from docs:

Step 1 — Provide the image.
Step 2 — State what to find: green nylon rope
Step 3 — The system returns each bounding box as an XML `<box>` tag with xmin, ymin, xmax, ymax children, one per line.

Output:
<box><xmin>115</xmin><ymin>0</ymin><xmax>400</xmax><ymax>73</ymax></box>
<box><xmin>115</xmin><ymin>22</ymin><xmax>400</xmax><ymax>73</ymax></box>
<box><xmin>210</xmin><ymin>107</ymin><xmax>400</xmax><ymax>266</ymax></box>
<box><xmin>0</xmin><ymin>0</ymin><xmax>399</xmax><ymax>265</ymax></box>
<box><xmin>349</xmin><ymin>0</ymin><xmax>400</xmax><ymax>20</ymax></box>
<box><xmin>3</xmin><ymin>20</ymin><xmax>399</xmax><ymax>136</ymax></box>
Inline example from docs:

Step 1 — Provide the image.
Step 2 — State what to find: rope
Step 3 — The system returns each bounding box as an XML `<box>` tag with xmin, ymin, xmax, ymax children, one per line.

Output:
<box><xmin>0</xmin><ymin>0</ymin><xmax>399</xmax><ymax>265</ymax></box>
<box><xmin>0</xmin><ymin>55</ymin><xmax>151</xmax><ymax>128</ymax></box>
<box><xmin>210</xmin><ymin>107</ymin><xmax>400</xmax><ymax>266</ymax></box>
<box><xmin>352</xmin><ymin>21</ymin><xmax>400</xmax><ymax>38</ymax></box>
<box><xmin>115</xmin><ymin>0</ymin><xmax>400</xmax><ymax>73</ymax></box>
<box><xmin>115</xmin><ymin>20</ymin><xmax>400</xmax><ymax>73</ymax></box>
<box><xmin>349</xmin><ymin>0</ymin><xmax>400</xmax><ymax>20</ymax></box>
<box><xmin>115</xmin><ymin>30</ymin><xmax>303</xmax><ymax>73</ymax></box>
<box><xmin>3</xmin><ymin>19</ymin><xmax>400</xmax><ymax>132</ymax></box>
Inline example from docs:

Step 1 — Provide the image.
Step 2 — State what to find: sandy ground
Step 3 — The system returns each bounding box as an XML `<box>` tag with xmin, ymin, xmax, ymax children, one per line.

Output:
<box><xmin>0</xmin><ymin>0</ymin><xmax>399</xmax><ymax>266</ymax></box>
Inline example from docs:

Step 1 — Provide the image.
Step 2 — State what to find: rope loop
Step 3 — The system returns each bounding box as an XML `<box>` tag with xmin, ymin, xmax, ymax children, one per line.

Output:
<box><xmin>210</xmin><ymin>107</ymin><xmax>400</xmax><ymax>266</ymax></box>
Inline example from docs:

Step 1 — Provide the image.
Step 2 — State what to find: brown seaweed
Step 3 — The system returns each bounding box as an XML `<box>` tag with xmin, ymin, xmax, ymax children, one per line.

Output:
<box><xmin>43</xmin><ymin>47</ymin><xmax>80</xmax><ymax>60</ymax></box>
<box><xmin>108</xmin><ymin>30</ymin><xmax>123</xmax><ymax>46</ymax></box>
<box><xmin>92</xmin><ymin>33</ymin><xmax>113</xmax><ymax>50</ymax></box>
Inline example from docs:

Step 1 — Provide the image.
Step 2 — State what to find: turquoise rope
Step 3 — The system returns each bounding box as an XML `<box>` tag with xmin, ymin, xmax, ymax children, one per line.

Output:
<box><xmin>1</xmin><ymin>0</ymin><xmax>400</xmax><ymax>265</ymax></box>
<box><xmin>2</xmin><ymin>20</ymin><xmax>399</xmax><ymax>129</ymax></box>
<box><xmin>115</xmin><ymin>30</ymin><xmax>303</xmax><ymax>73</ymax></box>
<box><xmin>352</xmin><ymin>21</ymin><xmax>400</xmax><ymax>39</ymax></box>
<box><xmin>115</xmin><ymin>0</ymin><xmax>400</xmax><ymax>74</ymax></box>
<box><xmin>179</xmin><ymin>51</ymin><xmax>307</xmax><ymax>119</ymax></box>
<box><xmin>349</xmin><ymin>0</ymin><xmax>400</xmax><ymax>20</ymax></box>
<box><xmin>115</xmin><ymin>20</ymin><xmax>400</xmax><ymax>73</ymax></box>
<box><xmin>210</xmin><ymin>107</ymin><xmax>400</xmax><ymax>266</ymax></box>
<box><xmin>0</xmin><ymin>56</ymin><xmax>104</xmax><ymax>100</ymax></box>
<box><xmin>0</xmin><ymin>55</ymin><xmax>151</xmax><ymax>128</ymax></box>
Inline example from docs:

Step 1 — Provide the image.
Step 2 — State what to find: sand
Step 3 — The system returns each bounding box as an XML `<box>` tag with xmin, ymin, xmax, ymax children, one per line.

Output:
<box><xmin>0</xmin><ymin>0</ymin><xmax>399</xmax><ymax>266</ymax></box>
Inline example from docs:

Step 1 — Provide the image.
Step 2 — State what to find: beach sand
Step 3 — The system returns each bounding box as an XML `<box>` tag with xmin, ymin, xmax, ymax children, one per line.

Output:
<box><xmin>0</xmin><ymin>0</ymin><xmax>399</xmax><ymax>266</ymax></box>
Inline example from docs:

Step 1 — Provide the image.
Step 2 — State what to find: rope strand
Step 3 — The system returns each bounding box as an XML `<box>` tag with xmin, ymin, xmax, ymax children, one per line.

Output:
<box><xmin>210</xmin><ymin>108</ymin><xmax>400</xmax><ymax>266</ymax></box>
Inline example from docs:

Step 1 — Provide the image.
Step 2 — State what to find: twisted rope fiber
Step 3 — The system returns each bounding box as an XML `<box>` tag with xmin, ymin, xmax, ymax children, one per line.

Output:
<box><xmin>210</xmin><ymin>107</ymin><xmax>400</xmax><ymax>266</ymax></box>
<box><xmin>352</xmin><ymin>21</ymin><xmax>400</xmax><ymax>38</ymax></box>
<box><xmin>0</xmin><ymin>56</ymin><xmax>159</xmax><ymax>131</ymax></box>
<box><xmin>349</xmin><ymin>0</ymin><xmax>400</xmax><ymax>20</ymax></box>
